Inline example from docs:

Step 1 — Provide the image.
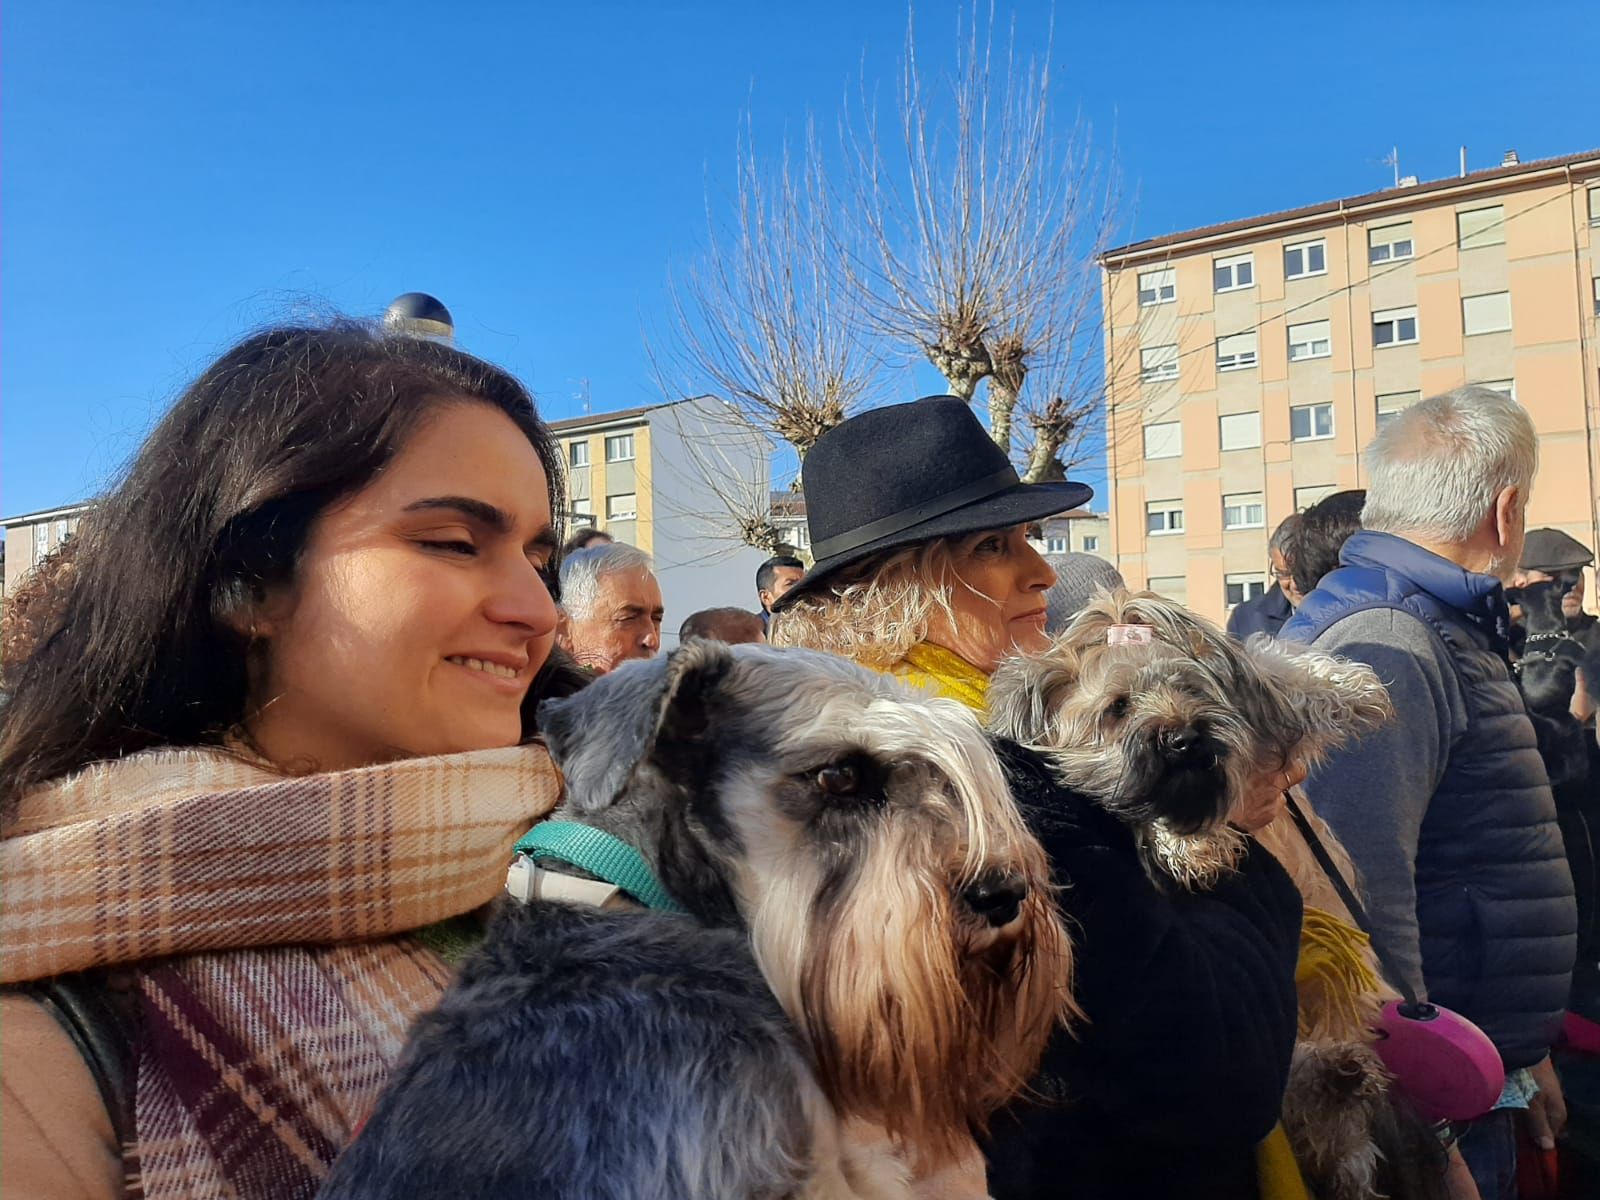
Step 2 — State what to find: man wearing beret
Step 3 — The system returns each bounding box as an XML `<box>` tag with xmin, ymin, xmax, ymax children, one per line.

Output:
<box><xmin>1518</xmin><ymin>528</ymin><xmax>1597</xmax><ymax>641</ymax></box>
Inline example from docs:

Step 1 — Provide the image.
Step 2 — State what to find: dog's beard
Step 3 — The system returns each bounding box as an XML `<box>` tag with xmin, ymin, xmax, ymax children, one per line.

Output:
<box><xmin>752</xmin><ymin>818</ymin><xmax>1071</xmax><ymax>1170</ymax></box>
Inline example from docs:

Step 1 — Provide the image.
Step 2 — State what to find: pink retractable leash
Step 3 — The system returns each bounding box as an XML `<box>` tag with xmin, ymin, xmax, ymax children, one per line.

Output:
<box><xmin>1285</xmin><ymin>794</ymin><xmax>1505</xmax><ymax>1125</ymax></box>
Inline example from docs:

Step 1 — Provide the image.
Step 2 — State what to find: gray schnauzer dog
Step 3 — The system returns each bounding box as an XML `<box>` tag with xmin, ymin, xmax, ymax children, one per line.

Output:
<box><xmin>986</xmin><ymin>589</ymin><xmax>1392</xmax><ymax>889</ymax></box>
<box><xmin>319</xmin><ymin>641</ymin><xmax>1072</xmax><ymax>1200</ymax></box>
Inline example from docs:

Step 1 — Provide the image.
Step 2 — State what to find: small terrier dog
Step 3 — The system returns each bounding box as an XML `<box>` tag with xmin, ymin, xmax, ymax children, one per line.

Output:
<box><xmin>319</xmin><ymin>642</ymin><xmax>1073</xmax><ymax>1200</ymax></box>
<box><xmin>988</xmin><ymin>591</ymin><xmax>1451</xmax><ymax>1200</ymax></box>
<box><xmin>986</xmin><ymin>589</ymin><xmax>1392</xmax><ymax>889</ymax></box>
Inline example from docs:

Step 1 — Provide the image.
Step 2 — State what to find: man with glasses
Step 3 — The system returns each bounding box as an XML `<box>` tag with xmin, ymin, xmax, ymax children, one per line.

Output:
<box><xmin>1226</xmin><ymin>513</ymin><xmax>1300</xmax><ymax>640</ymax></box>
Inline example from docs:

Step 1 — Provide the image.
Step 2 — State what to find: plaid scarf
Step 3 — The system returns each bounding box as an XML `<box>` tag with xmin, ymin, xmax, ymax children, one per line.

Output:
<box><xmin>3</xmin><ymin>745</ymin><xmax>560</xmax><ymax>1199</ymax></box>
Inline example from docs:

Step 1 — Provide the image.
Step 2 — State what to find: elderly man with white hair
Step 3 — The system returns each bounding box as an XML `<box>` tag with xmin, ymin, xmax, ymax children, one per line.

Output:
<box><xmin>556</xmin><ymin>542</ymin><xmax>664</xmax><ymax>674</ymax></box>
<box><xmin>1284</xmin><ymin>386</ymin><xmax>1576</xmax><ymax>1198</ymax></box>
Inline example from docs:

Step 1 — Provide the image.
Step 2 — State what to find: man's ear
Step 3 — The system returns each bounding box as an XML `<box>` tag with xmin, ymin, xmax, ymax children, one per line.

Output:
<box><xmin>1494</xmin><ymin>484</ymin><xmax>1523</xmax><ymax>551</ymax></box>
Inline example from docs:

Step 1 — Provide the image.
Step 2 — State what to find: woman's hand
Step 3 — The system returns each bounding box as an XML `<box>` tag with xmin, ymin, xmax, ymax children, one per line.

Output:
<box><xmin>1231</xmin><ymin>761</ymin><xmax>1309</xmax><ymax>833</ymax></box>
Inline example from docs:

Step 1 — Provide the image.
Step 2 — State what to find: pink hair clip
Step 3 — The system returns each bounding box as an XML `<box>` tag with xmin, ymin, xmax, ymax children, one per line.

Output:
<box><xmin>1106</xmin><ymin>624</ymin><xmax>1154</xmax><ymax>645</ymax></box>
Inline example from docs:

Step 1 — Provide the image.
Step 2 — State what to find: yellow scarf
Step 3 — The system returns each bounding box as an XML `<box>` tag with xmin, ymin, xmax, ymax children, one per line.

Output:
<box><xmin>889</xmin><ymin>642</ymin><xmax>991</xmax><ymax>711</ymax></box>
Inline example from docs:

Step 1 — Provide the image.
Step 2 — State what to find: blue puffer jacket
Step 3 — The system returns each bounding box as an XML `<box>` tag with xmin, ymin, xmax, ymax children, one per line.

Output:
<box><xmin>1284</xmin><ymin>531</ymin><xmax>1576</xmax><ymax>1069</ymax></box>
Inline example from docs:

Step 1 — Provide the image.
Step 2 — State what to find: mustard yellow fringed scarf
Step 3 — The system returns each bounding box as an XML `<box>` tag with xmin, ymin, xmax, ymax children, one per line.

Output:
<box><xmin>888</xmin><ymin>642</ymin><xmax>991</xmax><ymax>710</ymax></box>
<box><xmin>880</xmin><ymin>640</ymin><xmax>1318</xmax><ymax>1200</ymax></box>
<box><xmin>1295</xmin><ymin>905</ymin><xmax>1382</xmax><ymax>1037</ymax></box>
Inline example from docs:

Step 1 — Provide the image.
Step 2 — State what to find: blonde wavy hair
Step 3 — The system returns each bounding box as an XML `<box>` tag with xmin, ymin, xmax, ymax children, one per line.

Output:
<box><xmin>769</xmin><ymin>540</ymin><xmax>958</xmax><ymax>668</ymax></box>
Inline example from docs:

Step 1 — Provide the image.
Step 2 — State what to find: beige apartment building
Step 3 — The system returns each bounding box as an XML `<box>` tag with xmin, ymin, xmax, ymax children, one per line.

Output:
<box><xmin>1100</xmin><ymin>147</ymin><xmax>1600</xmax><ymax>625</ymax></box>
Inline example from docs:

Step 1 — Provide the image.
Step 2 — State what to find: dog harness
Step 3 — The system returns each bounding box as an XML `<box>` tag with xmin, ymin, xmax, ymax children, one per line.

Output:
<box><xmin>508</xmin><ymin>822</ymin><xmax>686</xmax><ymax>914</ymax></box>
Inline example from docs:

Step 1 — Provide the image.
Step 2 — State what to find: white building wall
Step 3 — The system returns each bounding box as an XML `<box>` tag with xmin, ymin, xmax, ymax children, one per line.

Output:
<box><xmin>644</xmin><ymin>398</ymin><xmax>773</xmax><ymax>647</ymax></box>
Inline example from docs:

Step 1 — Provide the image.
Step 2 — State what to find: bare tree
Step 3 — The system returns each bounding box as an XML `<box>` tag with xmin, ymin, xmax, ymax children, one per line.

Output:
<box><xmin>847</xmin><ymin>4</ymin><xmax>1121</xmax><ymax>481</ymax></box>
<box><xmin>661</xmin><ymin>122</ymin><xmax>880</xmax><ymax>465</ymax></box>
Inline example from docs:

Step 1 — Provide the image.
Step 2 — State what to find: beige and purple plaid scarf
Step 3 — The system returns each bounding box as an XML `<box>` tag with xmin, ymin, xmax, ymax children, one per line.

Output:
<box><xmin>3</xmin><ymin>744</ymin><xmax>561</xmax><ymax>1199</ymax></box>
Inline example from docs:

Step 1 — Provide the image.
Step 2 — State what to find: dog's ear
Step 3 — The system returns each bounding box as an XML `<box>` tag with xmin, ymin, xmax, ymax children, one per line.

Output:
<box><xmin>541</xmin><ymin>641</ymin><xmax>737</xmax><ymax>813</ymax></box>
<box><xmin>1243</xmin><ymin>634</ymin><xmax>1394</xmax><ymax>760</ymax></box>
<box><xmin>987</xmin><ymin>647</ymin><xmax>1084</xmax><ymax>746</ymax></box>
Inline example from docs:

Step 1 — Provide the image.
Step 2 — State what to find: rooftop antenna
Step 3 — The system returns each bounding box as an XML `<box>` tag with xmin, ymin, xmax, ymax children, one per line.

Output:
<box><xmin>1460</xmin><ymin>146</ymin><xmax>1468</xmax><ymax>178</ymax></box>
<box><xmin>1382</xmin><ymin>146</ymin><xmax>1400</xmax><ymax>188</ymax></box>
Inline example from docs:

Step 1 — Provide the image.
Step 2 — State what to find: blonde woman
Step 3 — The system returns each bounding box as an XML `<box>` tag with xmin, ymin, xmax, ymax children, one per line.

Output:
<box><xmin>772</xmin><ymin>397</ymin><xmax>1308</xmax><ymax>1200</ymax></box>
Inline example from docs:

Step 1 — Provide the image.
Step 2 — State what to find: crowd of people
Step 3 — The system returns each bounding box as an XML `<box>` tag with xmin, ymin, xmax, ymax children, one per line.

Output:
<box><xmin>1</xmin><ymin>318</ymin><xmax>1596</xmax><ymax>1200</ymax></box>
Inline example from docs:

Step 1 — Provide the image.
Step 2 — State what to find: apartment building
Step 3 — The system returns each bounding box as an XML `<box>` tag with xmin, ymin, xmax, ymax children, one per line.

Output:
<box><xmin>550</xmin><ymin>395</ymin><xmax>772</xmax><ymax>643</ymax></box>
<box><xmin>1</xmin><ymin>502</ymin><xmax>91</xmax><ymax>599</ymax></box>
<box><xmin>1100</xmin><ymin>147</ymin><xmax>1600</xmax><ymax>624</ymax></box>
<box><xmin>1032</xmin><ymin>510</ymin><xmax>1111</xmax><ymax>558</ymax></box>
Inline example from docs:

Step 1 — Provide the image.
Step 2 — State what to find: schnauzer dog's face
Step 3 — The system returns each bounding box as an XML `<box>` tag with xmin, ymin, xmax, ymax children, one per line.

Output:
<box><xmin>987</xmin><ymin>589</ymin><xmax>1391</xmax><ymax>887</ymax></box>
<box><xmin>540</xmin><ymin>642</ymin><xmax>1074</xmax><ymax>1163</ymax></box>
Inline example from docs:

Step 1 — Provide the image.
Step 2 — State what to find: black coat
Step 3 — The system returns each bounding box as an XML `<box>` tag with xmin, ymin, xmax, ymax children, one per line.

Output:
<box><xmin>1226</xmin><ymin>584</ymin><xmax>1294</xmax><ymax>641</ymax></box>
<box><xmin>984</xmin><ymin>740</ymin><xmax>1304</xmax><ymax>1200</ymax></box>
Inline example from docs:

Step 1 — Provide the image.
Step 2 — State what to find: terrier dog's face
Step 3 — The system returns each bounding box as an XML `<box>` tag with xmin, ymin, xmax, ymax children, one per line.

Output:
<box><xmin>987</xmin><ymin>590</ymin><xmax>1392</xmax><ymax>887</ymax></box>
<box><xmin>540</xmin><ymin>641</ymin><xmax>1074</xmax><ymax>1164</ymax></box>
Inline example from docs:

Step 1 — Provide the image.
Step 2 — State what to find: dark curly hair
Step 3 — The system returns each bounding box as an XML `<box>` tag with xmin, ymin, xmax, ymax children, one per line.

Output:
<box><xmin>1290</xmin><ymin>490</ymin><xmax>1366</xmax><ymax>598</ymax></box>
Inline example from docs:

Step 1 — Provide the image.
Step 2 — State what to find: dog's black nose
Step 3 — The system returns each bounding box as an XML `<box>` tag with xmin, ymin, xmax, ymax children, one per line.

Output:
<box><xmin>963</xmin><ymin>872</ymin><xmax>1028</xmax><ymax>927</ymax></box>
<box><xmin>1159</xmin><ymin>725</ymin><xmax>1203</xmax><ymax>761</ymax></box>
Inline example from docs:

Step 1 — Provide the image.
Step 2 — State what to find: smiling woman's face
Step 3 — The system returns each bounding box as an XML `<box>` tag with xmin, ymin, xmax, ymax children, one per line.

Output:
<box><xmin>922</xmin><ymin>523</ymin><xmax>1057</xmax><ymax>675</ymax></box>
<box><xmin>245</xmin><ymin>400</ymin><xmax>559</xmax><ymax>772</ymax></box>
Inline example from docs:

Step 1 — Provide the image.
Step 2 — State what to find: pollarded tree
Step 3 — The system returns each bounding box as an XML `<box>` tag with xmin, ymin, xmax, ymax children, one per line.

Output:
<box><xmin>847</xmin><ymin>5</ymin><xmax>1121</xmax><ymax>481</ymax></box>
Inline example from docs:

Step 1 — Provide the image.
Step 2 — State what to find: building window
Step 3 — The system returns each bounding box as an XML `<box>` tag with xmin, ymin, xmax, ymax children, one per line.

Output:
<box><xmin>1046</xmin><ymin>536</ymin><xmax>1069</xmax><ymax>554</ymax></box>
<box><xmin>1219</xmin><ymin>411</ymin><xmax>1262</xmax><ymax>451</ymax></box>
<box><xmin>1146</xmin><ymin>500</ymin><xmax>1185</xmax><ymax>536</ymax></box>
<box><xmin>1143</xmin><ymin>421</ymin><xmax>1182</xmax><ymax>460</ymax></box>
<box><xmin>1368</xmin><ymin>222</ymin><xmax>1414</xmax><ymax>264</ymax></box>
<box><xmin>1141</xmin><ymin>343</ymin><xmax>1179</xmax><ymax>383</ymax></box>
<box><xmin>1291</xmin><ymin>402</ymin><xmax>1335</xmax><ymax>441</ymax></box>
<box><xmin>1138</xmin><ymin>267</ymin><xmax>1176</xmax><ymax>307</ymax></box>
<box><xmin>1462</xmin><ymin>291</ymin><xmax>1512</xmax><ymax>336</ymax></box>
<box><xmin>1481</xmin><ymin>379</ymin><xmax>1517</xmax><ymax>400</ymax></box>
<box><xmin>1223</xmin><ymin>492</ymin><xmax>1266</xmax><ymax>530</ymax></box>
<box><xmin>33</xmin><ymin>523</ymin><xmax>48</xmax><ymax>559</ymax></box>
<box><xmin>1375</xmin><ymin>390</ymin><xmax>1420</xmax><ymax>431</ymax></box>
<box><xmin>1226</xmin><ymin>574</ymin><xmax>1267</xmax><ymax>607</ymax></box>
<box><xmin>568</xmin><ymin>441</ymin><xmax>589</xmax><ymax>468</ymax></box>
<box><xmin>1215</xmin><ymin>332</ymin><xmax>1258</xmax><ymax>371</ymax></box>
<box><xmin>1082</xmin><ymin>535</ymin><xmax>1099</xmax><ymax>552</ymax></box>
<box><xmin>1372</xmin><ymin>306</ymin><xmax>1418</xmax><ymax>347</ymax></box>
<box><xmin>1456</xmin><ymin>205</ymin><xmax>1505</xmax><ymax>250</ymax></box>
<box><xmin>605</xmin><ymin>493</ymin><xmax>638</xmax><ymax>521</ymax></box>
<box><xmin>1284</xmin><ymin>240</ymin><xmax>1327</xmax><ymax>279</ymax></box>
<box><xmin>604</xmin><ymin>433</ymin><xmax>635</xmax><ymax>462</ymax></box>
<box><xmin>1287</xmin><ymin>319</ymin><xmax>1332</xmax><ymax>361</ymax></box>
<box><xmin>1590</xmin><ymin>187</ymin><xmax>1600</xmax><ymax>227</ymax></box>
<box><xmin>1295</xmin><ymin>484</ymin><xmax>1337</xmax><ymax>510</ymax></box>
<box><xmin>1213</xmin><ymin>252</ymin><xmax>1254</xmax><ymax>293</ymax></box>
<box><xmin>1592</xmin><ymin>276</ymin><xmax>1599</xmax><ymax>317</ymax></box>
<box><xmin>1148</xmin><ymin>576</ymin><xmax>1188</xmax><ymax>605</ymax></box>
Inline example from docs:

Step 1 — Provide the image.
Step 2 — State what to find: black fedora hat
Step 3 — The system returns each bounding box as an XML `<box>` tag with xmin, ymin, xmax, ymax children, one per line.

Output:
<box><xmin>773</xmin><ymin>396</ymin><xmax>1093</xmax><ymax>611</ymax></box>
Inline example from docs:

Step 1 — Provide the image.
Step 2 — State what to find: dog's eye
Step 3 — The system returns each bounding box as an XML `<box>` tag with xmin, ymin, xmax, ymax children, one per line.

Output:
<box><xmin>1106</xmin><ymin>696</ymin><xmax>1131</xmax><ymax>720</ymax></box>
<box><xmin>816</xmin><ymin>763</ymin><xmax>861</xmax><ymax>795</ymax></box>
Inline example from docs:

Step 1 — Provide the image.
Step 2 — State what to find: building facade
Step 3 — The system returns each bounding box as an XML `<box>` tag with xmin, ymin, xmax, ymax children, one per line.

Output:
<box><xmin>551</xmin><ymin>396</ymin><xmax>773</xmax><ymax>644</ymax></box>
<box><xmin>1031</xmin><ymin>510</ymin><xmax>1111</xmax><ymax>559</ymax></box>
<box><xmin>1101</xmin><ymin>148</ymin><xmax>1600</xmax><ymax>624</ymax></box>
<box><xmin>1</xmin><ymin>503</ymin><xmax>91</xmax><ymax>599</ymax></box>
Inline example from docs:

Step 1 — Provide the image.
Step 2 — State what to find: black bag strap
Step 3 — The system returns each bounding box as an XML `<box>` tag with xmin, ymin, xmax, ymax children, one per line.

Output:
<box><xmin>14</xmin><ymin>970</ymin><xmax>140</xmax><ymax>1157</ymax></box>
<box><xmin>1283</xmin><ymin>792</ymin><xmax>1432</xmax><ymax>1016</ymax></box>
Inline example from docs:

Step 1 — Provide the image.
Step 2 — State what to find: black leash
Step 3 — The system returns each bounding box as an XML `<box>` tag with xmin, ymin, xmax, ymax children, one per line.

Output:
<box><xmin>1284</xmin><ymin>791</ymin><xmax>1435</xmax><ymax>1019</ymax></box>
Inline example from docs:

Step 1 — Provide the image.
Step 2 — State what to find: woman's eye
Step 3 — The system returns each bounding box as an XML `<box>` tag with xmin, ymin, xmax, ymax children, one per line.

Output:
<box><xmin>420</xmin><ymin>539</ymin><xmax>476</xmax><ymax>556</ymax></box>
<box><xmin>974</xmin><ymin>536</ymin><xmax>1004</xmax><ymax>555</ymax></box>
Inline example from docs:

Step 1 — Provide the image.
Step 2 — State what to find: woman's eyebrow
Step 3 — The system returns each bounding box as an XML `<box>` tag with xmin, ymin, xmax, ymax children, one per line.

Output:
<box><xmin>403</xmin><ymin>496</ymin><xmax>512</xmax><ymax>532</ymax></box>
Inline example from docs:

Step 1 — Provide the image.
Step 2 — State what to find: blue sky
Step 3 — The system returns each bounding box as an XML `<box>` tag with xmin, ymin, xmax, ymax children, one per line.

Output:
<box><xmin>4</xmin><ymin>0</ymin><xmax>1596</xmax><ymax>518</ymax></box>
